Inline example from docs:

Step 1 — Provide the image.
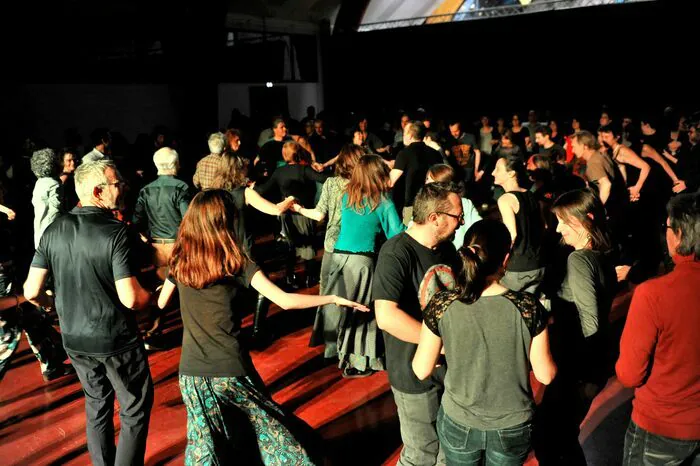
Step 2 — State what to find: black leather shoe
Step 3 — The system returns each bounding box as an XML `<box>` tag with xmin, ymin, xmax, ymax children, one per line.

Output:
<box><xmin>42</xmin><ymin>363</ymin><xmax>76</xmax><ymax>382</ymax></box>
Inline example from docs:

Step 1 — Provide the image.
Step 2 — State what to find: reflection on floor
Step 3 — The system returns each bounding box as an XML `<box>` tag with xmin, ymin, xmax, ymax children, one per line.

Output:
<box><xmin>0</xmin><ymin>281</ymin><xmax>636</xmax><ymax>465</ymax></box>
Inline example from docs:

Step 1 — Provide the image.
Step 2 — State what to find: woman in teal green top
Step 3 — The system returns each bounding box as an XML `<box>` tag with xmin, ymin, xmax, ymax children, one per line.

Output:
<box><xmin>329</xmin><ymin>155</ymin><xmax>406</xmax><ymax>377</ymax></box>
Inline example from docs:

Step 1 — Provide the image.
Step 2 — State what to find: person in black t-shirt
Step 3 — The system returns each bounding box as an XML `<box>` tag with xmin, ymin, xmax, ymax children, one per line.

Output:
<box><xmin>445</xmin><ymin>121</ymin><xmax>481</xmax><ymax>183</ymax></box>
<box><xmin>534</xmin><ymin>125</ymin><xmax>566</xmax><ymax>163</ymax></box>
<box><xmin>24</xmin><ymin>160</ymin><xmax>154</xmax><ymax>466</ymax></box>
<box><xmin>390</xmin><ymin>121</ymin><xmax>444</xmax><ymax>225</ymax></box>
<box><xmin>256</xmin><ymin>142</ymin><xmax>330</xmax><ymax>288</ymax></box>
<box><xmin>374</xmin><ymin>182</ymin><xmax>463</xmax><ymax>466</ymax></box>
<box><xmin>157</xmin><ymin>189</ymin><xmax>367</xmax><ymax>465</ymax></box>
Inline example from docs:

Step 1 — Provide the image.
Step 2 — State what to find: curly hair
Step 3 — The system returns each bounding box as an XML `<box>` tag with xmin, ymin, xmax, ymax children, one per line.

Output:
<box><xmin>30</xmin><ymin>148</ymin><xmax>58</xmax><ymax>178</ymax></box>
<box><xmin>212</xmin><ymin>153</ymin><xmax>248</xmax><ymax>191</ymax></box>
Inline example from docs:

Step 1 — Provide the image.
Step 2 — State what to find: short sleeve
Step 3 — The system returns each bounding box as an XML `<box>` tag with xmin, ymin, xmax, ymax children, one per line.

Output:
<box><xmin>112</xmin><ymin>226</ymin><xmax>135</xmax><ymax>281</ymax></box>
<box><xmin>315</xmin><ymin>178</ymin><xmax>332</xmax><ymax>215</ymax></box>
<box><xmin>241</xmin><ymin>260</ymin><xmax>261</xmax><ymax>287</ymax></box>
<box><xmin>394</xmin><ymin>150</ymin><xmax>408</xmax><ymax>171</ymax></box>
<box><xmin>372</xmin><ymin>241</ymin><xmax>408</xmax><ymax>303</ymax></box>
<box><xmin>502</xmin><ymin>290</ymin><xmax>547</xmax><ymax>337</ymax></box>
<box><xmin>585</xmin><ymin>156</ymin><xmax>606</xmax><ymax>182</ymax></box>
<box><xmin>31</xmin><ymin>236</ymin><xmax>50</xmax><ymax>270</ymax></box>
<box><xmin>423</xmin><ymin>290</ymin><xmax>459</xmax><ymax>336</ymax></box>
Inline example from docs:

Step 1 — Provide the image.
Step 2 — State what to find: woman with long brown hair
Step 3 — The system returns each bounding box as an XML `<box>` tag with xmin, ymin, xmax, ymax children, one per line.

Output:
<box><xmin>327</xmin><ymin>155</ymin><xmax>406</xmax><ymax>377</ymax></box>
<box><xmin>256</xmin><ymin>142</ymin><xmax>330</xmax><ymax>288</ymax></box>
<box><xmin>157</xmin><ymin>189</ymin><xmax>367</xmax><ymax>465</ymax></box>
<box><xmin>292</xmin><ymin>144</ymin><xmax>366</xmax><ymax>358</ymax></box>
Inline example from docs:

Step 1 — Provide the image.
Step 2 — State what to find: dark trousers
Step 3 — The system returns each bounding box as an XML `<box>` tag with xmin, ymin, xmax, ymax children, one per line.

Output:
<box><xmin>624</xmin><ymin>421</ymin><xmax>700</xmax><ymax>466</ymax></box>
<box><xmin>68</xmin><ymin>345</ymin><xmax>154</xmax><ymax>466</ymax></box>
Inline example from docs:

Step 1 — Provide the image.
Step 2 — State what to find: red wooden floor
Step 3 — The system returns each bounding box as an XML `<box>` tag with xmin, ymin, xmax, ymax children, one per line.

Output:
<box><xmin>0</xmin><ymin>282</ymin><xmax>636</xmax><ymax>465</ymax></box>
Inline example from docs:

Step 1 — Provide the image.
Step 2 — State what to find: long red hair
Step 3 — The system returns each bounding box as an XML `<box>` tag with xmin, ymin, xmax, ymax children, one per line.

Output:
<box><xmin>169</xmin><ymin>190</ymin><xmax>247</xmax><ymax>289</ymax></box>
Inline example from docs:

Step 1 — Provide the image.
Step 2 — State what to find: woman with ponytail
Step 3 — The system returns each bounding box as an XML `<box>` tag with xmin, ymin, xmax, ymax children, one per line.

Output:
<box><xmin>413</xmin><ymin>219</ymin><xmax>556</xmax><ymax>465</ymax></box>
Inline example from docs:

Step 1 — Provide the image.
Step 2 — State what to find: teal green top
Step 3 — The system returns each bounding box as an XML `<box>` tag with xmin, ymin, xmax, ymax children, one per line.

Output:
<box><xmin>333</xmin><ymin>193</ymin><xmax>406</xmax><ymax>253</ymax></box>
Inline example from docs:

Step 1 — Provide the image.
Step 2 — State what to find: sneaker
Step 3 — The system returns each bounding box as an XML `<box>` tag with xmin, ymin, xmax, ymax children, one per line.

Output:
<box><xmin>144</xmin><ymin>337</ymin><xmax>166</xmax><ymax>351</ymax></box>
<box><xmin>342</xmin><ymin>367</ymin><xmax>374</xmax><ymax>379</ymax></box>
<box><xmin>42</xmin><ymin>363</ymin><xmax>76</xmax><ymax>382</ymax></box>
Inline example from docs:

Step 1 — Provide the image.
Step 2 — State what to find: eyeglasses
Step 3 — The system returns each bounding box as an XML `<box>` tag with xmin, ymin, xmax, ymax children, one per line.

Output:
<box><xmin>100</xmin><ymin>181</ymin><xmax>122</xmax><ymax>188</ymax></box>
<box><xmin>436</xmin><ymin>211</ymin><xmax>465</xmax><ymax>224</ymax></box>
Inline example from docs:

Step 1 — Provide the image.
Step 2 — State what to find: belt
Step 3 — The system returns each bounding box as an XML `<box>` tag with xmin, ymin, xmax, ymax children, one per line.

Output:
<box><xmin>151</xmin><ymin>238</ymin><xmax>176</xmax><ymax>244</ymax></box>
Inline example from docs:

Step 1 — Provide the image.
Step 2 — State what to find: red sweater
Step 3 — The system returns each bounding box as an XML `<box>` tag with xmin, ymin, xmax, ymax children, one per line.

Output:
<box><xmin>616</xmin><ymin>255</ymin><xmax>700</xmax><ymax>440</ymax></box>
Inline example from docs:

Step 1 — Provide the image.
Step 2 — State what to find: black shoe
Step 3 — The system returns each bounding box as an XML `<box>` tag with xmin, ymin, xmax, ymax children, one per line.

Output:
<box><xmin>342</xmin><ymin>367</ymin><xmax>374</xmax><ymax>379</ymax></box>
<box><xmin>42</xmin><ymin>363</ymin><xmax>76</xmax><ymax>382</ymax></box>
<box><xmin>282</xmin><ymin>275</ymin><xmax>300</xmax><ymax>290</ymax></box>
<box><xmin>144</xmin><ymin>336</ymin><xmax>166</xmax><ymax>351</ymax></box>
<box><xmin>304</xmin><ymin>275</ymin><xmax>319</xmax><ymax>289</ymax></box>
<box><xmin>249</xmin><ymin>328</ymin><xmax>275</xmax><ymax>350</ymax></box>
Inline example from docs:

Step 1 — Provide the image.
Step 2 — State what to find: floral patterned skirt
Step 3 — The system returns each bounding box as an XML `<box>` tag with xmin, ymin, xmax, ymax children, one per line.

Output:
<box><xmin>179</xmin><ymin>375</ymin><xmax>315</xmax><ymax>466</ymax></box>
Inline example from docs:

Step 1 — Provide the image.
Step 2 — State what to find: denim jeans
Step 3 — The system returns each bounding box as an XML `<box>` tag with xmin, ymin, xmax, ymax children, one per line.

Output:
<box><xmin>437</xmin><ymin>406</ymin><xmax>532</xmax><ymax>465</ymax></box>
<box><xmin>623</xmin><ymin>420</ymin><xmax>700</xmax><ymax>466</ymax></box>
<box><xmin>392</xmin><ymin>385</ymin><xmax>446</xmax><ymax>466</ymax></box>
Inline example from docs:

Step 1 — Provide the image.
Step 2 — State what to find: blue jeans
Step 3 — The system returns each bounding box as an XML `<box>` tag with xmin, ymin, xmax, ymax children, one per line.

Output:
<box><xmin>437</xmin><ymin>407</ymin><xmax>532</xmax><ymax>465</ymax></box>
<box><xmin>623</xmin><ymin>420</ymin><xmax>700</xmax><ymax>466</ymax></box>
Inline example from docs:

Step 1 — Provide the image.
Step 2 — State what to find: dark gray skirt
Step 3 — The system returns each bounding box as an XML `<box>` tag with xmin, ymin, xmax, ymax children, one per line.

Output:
<box><xmin>312</xmin><ymin>252</ymin><xmax>384</xmax><ymax>371</ymax></box>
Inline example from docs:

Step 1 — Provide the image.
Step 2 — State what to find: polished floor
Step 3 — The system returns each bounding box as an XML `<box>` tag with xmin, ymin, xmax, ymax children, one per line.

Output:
<box><xmin>0</xmin><ymin>273</ymin><xmax>636</xmax><ymax>466</ymax></box>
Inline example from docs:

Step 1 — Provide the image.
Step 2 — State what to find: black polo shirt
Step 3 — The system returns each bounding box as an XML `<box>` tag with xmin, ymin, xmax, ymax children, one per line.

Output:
<box><xmin>31</xmin><ymin>206</ymin><xmax>141</xmax><ymax>356</ymax></box>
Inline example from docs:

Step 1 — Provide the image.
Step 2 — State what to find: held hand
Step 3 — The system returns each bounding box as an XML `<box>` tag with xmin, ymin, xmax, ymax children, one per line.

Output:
<box><xmin>672</xmin><ymin>180</ymin><xmax>687</xmax><ymax>193</ymax></box>
<box><xmin>628</xmin><ymin>186</ymin><xmax>641</xmax><ymax>202</ymax></box>
<box><xmin>311</xmin><ymin>162</ymin><xmax>324</xmax><ymax>172</ymax></box>
<box><xmin>290</xmin><ymin>202</ymin><xmax>303</xmax><ymax>214</ymax></box>
<box><xmin>334</xmin><ymin>296</ymin><xmax>370</xmax><ymax>312</ymax></box>
<box><xmin>277</xmin><ymin>196</ymin><xmax>296</xmax><ymax>213</ymax></box>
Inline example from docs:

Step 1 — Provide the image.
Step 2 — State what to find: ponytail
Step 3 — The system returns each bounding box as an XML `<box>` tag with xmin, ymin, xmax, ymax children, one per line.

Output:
<box><xmin>455</xmin><ymin>220</ymin><xmax>512</xmax><ymax>304</ymax></box>
<box><xmin>458</xmin><ymin>245</ymin><xmax>487</xmax><ymax>304</ymax></box>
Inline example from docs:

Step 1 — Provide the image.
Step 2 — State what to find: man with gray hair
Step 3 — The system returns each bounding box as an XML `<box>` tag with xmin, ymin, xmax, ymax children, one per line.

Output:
<box><xmin>193</xmin><ymin>131</ymin><xmax>227</xmax><ymax>190</ymax></box>
<box><xmin>133</xmin><ymin>147</ymin><xmax>191</xmax><ymax>280</ymax></box>
<box><xmin>24</xmin><ymin>160</ymin><xmax>154</xmax><ymax>466</ymax></box>
<box><xmin>30</xmin><ymin>148</ymin><xmax>63</xmax><ymax>248</ymax></box>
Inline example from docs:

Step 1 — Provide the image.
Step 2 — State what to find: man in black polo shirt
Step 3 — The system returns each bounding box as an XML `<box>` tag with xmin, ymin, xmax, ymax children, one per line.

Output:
<box><xmin>374</xmin><ymin>182</ymin><xmax>463</xmax><ymax>466</ymax></box>
<box><xmin>24</xmin><ymin>160</ymin><xmax>154</xmax><ymax>466</ymax></box>
<box><xmin>390</xmin><ymin>121</ymin><xmax>444</xmax><ymax>225</ymax></box>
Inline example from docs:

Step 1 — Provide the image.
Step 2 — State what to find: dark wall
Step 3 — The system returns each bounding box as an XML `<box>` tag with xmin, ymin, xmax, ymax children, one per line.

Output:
<box><xmin>324</xmin><ymin>1</ymin><xmax>697</xmax><ymax>120</ymax></box>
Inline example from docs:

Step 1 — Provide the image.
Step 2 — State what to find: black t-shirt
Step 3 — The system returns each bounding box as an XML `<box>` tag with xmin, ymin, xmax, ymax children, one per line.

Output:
<box><xmin>395</xmin><ymin>142</ymin><xmax>444</xmax><ymax>207</ymax></box>
<box><xmin>227</xmin><ymin>187</ymin><xmax>252</xmax><ymax>253</ymax></box>
<box><xmin>256</xmin><ymin>164</ymin><xmax>329</xmax><ymax>207</ymax></box>
<box><xmin>510</xmin><ymin>128</ymin><xmax>529</xmax><ymax>155</ymax></box>
<box><xmin>258</xmin><ymin>139</ymin><xmax>286</xmax><ymax>170</ymax></box>
<box><xmin>170</xmin><ymin>260</ymin><xmax>260</xmax><ymax>377</ymax></box>
<box><xmin>31</xmin><ymin>206</ymin><xmax>140</xmax><ymax>356</ymax></box>
<box><xmin>539</xmin><ymin>143</ymin><xmax>566</xmax><ymax>162</ymax></box>
<box><xmin>373</xmin><ymin>232</ymin><xmax>460</xmax><ymax>393</ymax></box>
